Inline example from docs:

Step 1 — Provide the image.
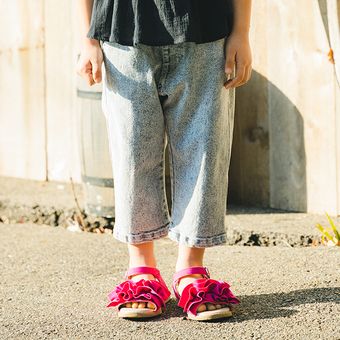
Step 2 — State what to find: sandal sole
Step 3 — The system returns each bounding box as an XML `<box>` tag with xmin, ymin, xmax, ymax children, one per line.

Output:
<box><xmin>117</xmin><ymin>297</ymin><xmax>171</xmax><ymax>319</ymax></box>
<box><xmin>187</xmin><ymin>307</ymin><xmax>233</xmax><ymax>321</ymax></box>
<box><xmin>118</xmin><ymin>307</ymin><xmax>163</xmax><ymax>318</ymax></box>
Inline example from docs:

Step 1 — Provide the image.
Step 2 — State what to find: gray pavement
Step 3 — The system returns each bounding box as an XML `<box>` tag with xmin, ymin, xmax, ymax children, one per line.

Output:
<box><xmin>1</xmin><ymin>223</ymin><xmax>339</xmax><ymax>340</ymax></box>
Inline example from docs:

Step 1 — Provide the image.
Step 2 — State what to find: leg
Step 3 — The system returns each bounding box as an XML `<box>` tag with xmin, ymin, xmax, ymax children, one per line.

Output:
<box><xmin>101</xmin><ymin>41</ymin><xmax>171</xmax><ymax>311</ymax></box>
<box><xmin>101</xmin><ymin>41</ymin><xmax>171</xmax><ymax>244</ymax></box>
<box><xmin>162</xmin><ymin>38</ymin><xmax>236</xmax><ymax>314</ymax></box>
<box><xmin>175</xmin><ymin>245</ymin><xmax>225</xmax><ymax>312</ymax></box>
<box><xmin>124</xmin><ymin>241</ymin><xmax>157</xmax><ymax>309</ymax></box>
<box><xmin>162</xmin><ymin>37</ymin><xmax>235</xmax><ymax>247</ymax></box>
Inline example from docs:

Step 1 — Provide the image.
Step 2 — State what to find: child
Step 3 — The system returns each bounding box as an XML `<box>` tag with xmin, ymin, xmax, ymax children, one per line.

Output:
<box><xmin>77</xmin><ymin>0</ymin><xmax>252</xmax><ymax>321</ymax></box>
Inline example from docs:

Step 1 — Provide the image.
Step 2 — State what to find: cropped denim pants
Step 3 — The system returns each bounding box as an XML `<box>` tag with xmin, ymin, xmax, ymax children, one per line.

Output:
<box><xmin>100</xmin><ymin>37</ymin><xmax>235</xmax><ymax>248</ymax></box>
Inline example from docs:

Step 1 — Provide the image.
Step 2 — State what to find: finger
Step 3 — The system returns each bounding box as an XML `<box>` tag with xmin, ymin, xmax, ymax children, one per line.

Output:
<box><xmin>77</xmin><ymin>59</ymin><xmax>94</xmax><ymax>85</ymax></box>
<box><xmin>235</xmin><ymin>62</ymin><xmax>246</xmax><ymax>86</ymax></box>
<box><xmin>85</xmin><ymin>69</ymin><xmax>95</xmax><ymax>86</ymax></box>
<box><xmin>224</xmin><ymin>49</ymin><xmax>236</xmax><ymax>76</ymax></box>
<box><xmin>240</xmin><ymin>65</ymin><xmax>252</xmax><ymax>86</ymax></box>
<box><xmin>224</xmin><ymin>63</ymin><xmax>246</xmax><ymax>89</ymax></box>
<box><xmin>238</xmin><ymin>64</ymin><xmax>250</xmax><ymax>86</ymax></box>
<box><xmin>91</xmin><ymin>60</ymin><xmax>102</xmax><ymax>83</ymax></box>
<box><xmin>246</xmin><ymin>65</ymin><xmax>253</xmax><ymax>82</ymax></box>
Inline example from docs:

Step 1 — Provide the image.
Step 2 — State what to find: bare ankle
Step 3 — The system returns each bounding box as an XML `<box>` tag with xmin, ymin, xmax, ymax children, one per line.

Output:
<box><xmin>176</xmin><ymin>244</ymin><xmax>205</xmax><ymax>271</ymax></box>
<box><xmin>175</xmin><ymin>261</ymin><xmax>203</xmax><ymax>272</ymax></box>
<box><xmin>128</xmin><ymin>241</ymin><xmax>157</xmax><ymax>268</ymax></box>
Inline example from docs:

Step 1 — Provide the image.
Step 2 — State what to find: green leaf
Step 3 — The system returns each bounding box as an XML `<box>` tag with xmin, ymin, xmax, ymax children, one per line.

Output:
<box><xmin>316</xmin><ymin>223</ymin><xmax>335</xmax><ymax>242</ymax></box>
<box><xmin>325</xmin><ymin>212</ymin><xmax>340</xmax><ymax>241</ymax></box>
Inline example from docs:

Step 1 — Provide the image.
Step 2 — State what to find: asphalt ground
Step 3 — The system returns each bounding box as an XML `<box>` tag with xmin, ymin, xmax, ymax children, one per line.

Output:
<box><xmin>1</xmin><ymin>223</ymin><xmax>339</xmax><ymax>339</ymax></box>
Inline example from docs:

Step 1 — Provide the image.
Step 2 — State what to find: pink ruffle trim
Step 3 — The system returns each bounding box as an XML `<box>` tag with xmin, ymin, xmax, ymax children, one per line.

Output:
<box><xmin>107</xmin><ymin>279</ymin><xmax>171</xmax><ymax>311</ymax></box>
<box><xmin>178</xmin><ymin>278</ymin><xmax>240</xmax><ymax>315</ymax></box>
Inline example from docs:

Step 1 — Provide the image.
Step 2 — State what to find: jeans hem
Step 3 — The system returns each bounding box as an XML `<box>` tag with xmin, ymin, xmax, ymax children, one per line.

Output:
<box><xmin>113</xmin><ymin>221</ymin><xmax>170</xmax><ymax>244</ymax></box>
<box><xmin>167</xmin><ymin>229</ymin><xmax>227</xmax><ymax>248</ymax></box>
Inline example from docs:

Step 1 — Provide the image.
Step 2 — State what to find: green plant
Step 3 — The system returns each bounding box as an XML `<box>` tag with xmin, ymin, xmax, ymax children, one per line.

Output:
<box><xmin>316</xmin><ymin>212</ymin><xmax>340</xmax><ymax>246</ymax></box>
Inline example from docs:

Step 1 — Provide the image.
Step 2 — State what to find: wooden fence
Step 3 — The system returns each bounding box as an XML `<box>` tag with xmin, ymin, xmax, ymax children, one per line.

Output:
<box><xmin>0</xmin><ymin>0</ymin><xmax>339</xmax><ymax>214</ymax></box>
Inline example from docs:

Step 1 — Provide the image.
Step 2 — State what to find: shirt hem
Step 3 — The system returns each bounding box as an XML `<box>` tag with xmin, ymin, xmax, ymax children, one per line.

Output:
<box><xmin>87</xmin><ymin>31</ymin><xmax>231</xmax><ymax>47</ymax></box>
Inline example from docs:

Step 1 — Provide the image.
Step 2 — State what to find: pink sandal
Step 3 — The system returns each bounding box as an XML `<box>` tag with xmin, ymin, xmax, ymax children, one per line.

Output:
<box><xmin>172</xmin><ymin>266</ymin><xmax>240</xmax><ymax>321</ymax></box>
<box><xmin>106</xmin><ymin>266</ymin><xmax>171</xmax><ymax>318</ymax></box>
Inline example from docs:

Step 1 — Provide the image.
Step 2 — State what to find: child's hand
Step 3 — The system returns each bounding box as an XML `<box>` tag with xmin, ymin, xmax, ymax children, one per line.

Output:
<box><xmin>224</xmin><ymin>31</ymin><xmax>252</xmax><ymax>89</ymax></box>
<box><xmin>76</xmin><ymin>39</ymin><xmax>103</xmax><ymax>86</ymax></box>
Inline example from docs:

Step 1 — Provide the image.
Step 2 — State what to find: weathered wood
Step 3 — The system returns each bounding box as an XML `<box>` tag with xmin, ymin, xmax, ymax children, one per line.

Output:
<box><xmin>44</xmin><ymin>0</ymin><xmax>81</xmax><ymax>182</ymax></box>
<box><xmin>229</xmin><ymin>0</ymin><xmax>270</xmax><ymax>207</ymax></box>
<box><xmin>0</xmin><ymin>0</ymin><xmax>339</xmax><ymax>215</ymax></box>
<box><xmin>229</xmin><ymin>1</ymin><xmax>339</xmax><ymax>214</ymax></box>
<box><xmin>0</xmin><ymin>0</ymin><xmax>46</xmax><ymax>180</ymax></box>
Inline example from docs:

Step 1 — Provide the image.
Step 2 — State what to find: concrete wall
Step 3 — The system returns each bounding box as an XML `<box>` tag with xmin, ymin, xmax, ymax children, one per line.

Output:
<box><xmin>0</xmin><ymin>1</ymin><xmax>339</xmax><ymax>214</ymax></box>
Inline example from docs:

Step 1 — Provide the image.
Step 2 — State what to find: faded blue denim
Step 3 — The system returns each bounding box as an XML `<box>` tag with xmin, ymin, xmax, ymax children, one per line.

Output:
<box><xmin>100</xmin><ymin>37</ymin><xmax>235</xmax><ymax>248</ymax></box>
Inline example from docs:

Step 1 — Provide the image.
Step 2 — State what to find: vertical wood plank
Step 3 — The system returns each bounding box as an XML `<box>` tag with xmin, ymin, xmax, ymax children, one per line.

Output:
<box><xmin>229</xmin><ymin>0</ymin><xmax>270</xmax><ymax>206</ymax></box>
<box><xmin>0</xmin><ymin>0</ymin><xmax>46</xmax><ymax>180</ymax></box>
<box><xmin>267</xmin><ymin>1</ymin><xmax>338</xmax><ymax>214</ymax></box>
<box><xmin>44</xmin><ymin>0</ymin><xmax>81</xmax><ymax>182</ymax></box>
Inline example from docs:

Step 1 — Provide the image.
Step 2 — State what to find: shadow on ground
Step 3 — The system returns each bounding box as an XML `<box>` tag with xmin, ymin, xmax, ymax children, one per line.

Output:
<box><xmin>125</xmin><ymin>287</ymin><xmax>339</xmax><ymax>323</ymax></box>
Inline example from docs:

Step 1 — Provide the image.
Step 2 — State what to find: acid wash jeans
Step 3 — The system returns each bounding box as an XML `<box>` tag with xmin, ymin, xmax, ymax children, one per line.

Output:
<box><xmin>100</xmin><ymin>36</ymin><xmax>235</xmax><ymax>248</ymax></box>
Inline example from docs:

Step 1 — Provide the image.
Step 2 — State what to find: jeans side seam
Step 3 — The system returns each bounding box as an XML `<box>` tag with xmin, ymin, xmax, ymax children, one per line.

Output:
<box><xmin>164</xmin><ymin>122</ymin><xmax>175</xmax><ymax>217</ymax></box>
<box><xmin>160</xmin><ymin>131</ymin><xmax>170</xmax><ymax>220</ymax></box>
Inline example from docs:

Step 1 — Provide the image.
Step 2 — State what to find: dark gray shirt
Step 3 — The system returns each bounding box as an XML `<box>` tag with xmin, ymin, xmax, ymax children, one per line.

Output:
<box><xmin>87</xmin><ymin>0</ymin><xmax>234</xmax><ymax>46</ymax></box>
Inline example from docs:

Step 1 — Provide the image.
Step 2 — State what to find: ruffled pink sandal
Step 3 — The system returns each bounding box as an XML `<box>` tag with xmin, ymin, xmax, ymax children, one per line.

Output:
<box><xmin>172</xmin><ymin>266</ymin><xmax>240</xmax><ymax>321</ymax></box>
<box><xmin>106</xmin><ymin>266</ymin><xmax>171</xmax><ymax>318</ymax></box>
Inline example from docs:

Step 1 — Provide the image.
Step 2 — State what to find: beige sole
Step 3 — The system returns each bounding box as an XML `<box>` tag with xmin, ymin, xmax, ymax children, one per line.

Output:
<box><xmin>117</xmin><ymin>297</ymin><xmax>171</xmax><ymax>319</ymax></box>
<box><xmin>187</xmin><ymin>307</ymin><xmax>233</xmax><ymax>321</ymax></box>
<box><xmin>118</xmin><ymin>307</ymin><xmax>163</xmax><ymax>318</ymax></box>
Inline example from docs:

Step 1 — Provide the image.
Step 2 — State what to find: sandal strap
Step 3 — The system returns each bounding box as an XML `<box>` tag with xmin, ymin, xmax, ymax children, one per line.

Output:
<box><xmin>107</xmin><ymin>278</ymin><xmax>171</xmax><ymax>310</ymax></box>
<box><xmin>124</xmin><ymin>266</ymin><xmax>168</xmax><ymax>290</ymax></box>
<box><xmin>177</xmin><ymin>278</ymin><xmax>240</xmax><ymax>315</ymax></box>
<box><xmin>172</xmin><ymin>266</ymin><xmax>210</xmax><ymax>299</ymax></box>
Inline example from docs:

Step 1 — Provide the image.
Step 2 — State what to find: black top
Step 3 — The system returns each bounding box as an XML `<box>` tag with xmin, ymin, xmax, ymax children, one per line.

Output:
<box><xmin>87</xmin><ymin>0</ymin><xmax>234</xmax><ymax>46</ymax></box>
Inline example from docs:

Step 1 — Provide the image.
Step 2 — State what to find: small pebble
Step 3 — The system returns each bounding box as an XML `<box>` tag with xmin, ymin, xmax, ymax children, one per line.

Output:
<box><xmin>125</xmin><ymin>303</ymin><xmax>132</xmax><ymax>308</ymax></box>
<box><xmin>131</xmin><ymin>302</ymin><xmax>139</xmax><ymax>308</ymax></box>
<box><xmin>138</xmin><ymin>302</ymin><xmax>146</xmax><ymax>308</ymax></box>
<box><xmin>215</xmin><ymin>304</ymin><xmax>222</xmax><ymax>309</ymax></box>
